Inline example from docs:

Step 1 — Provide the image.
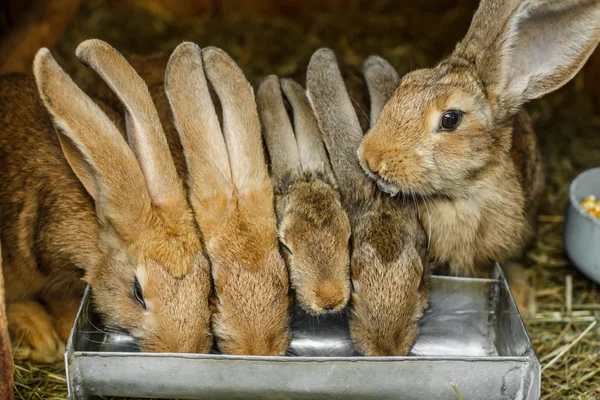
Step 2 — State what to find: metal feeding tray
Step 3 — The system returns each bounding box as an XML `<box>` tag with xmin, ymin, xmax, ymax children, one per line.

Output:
<box><xmin>65</xmin><ymin>264</ymin><xmax>540</xmax><ymax>399</ymax></box>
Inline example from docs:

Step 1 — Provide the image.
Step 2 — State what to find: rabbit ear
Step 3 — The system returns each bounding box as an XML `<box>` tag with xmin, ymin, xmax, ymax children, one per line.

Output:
<box><xmin>362</xmin><ymin>56</ymin><xmax>399</xmax><ymax>129</ymax></box>
<box><xmin>202</xmin><ymin>47</ymin><xmax>271</xmax><ymax>194</ymax></box>
<box><xmin>165</xmin><ymin>42</ymin><xmax>234</xmax><ymax>219</ymax></box>
<box><xmin>75</xmin><ymin>39</ymin><xmax>187</xmax><ymax>217</ymax></box>
<box><xmin>458</xmin><ymin>0</ymin><xmax>522</xmax><ymax>58</ymax></box>
<box><xmin>460</xmin><ymin>0</ymin><xmax>600</xmax><ymax>109</ymax></box>
<box><xmin>280</xmin><ymin>78</ymin><xmax>336</xmax><ymax>186</ymax></box>
<box><xmin>33</xmin><ymin>48</ymin><xmax>151</xmax><ymax>231</ymax></box>
<box><xmin>256</xmin><ymin>75</ymin><xmax>302</xmax><ymax>191</ymax></box>
<box><xmin>306</xmin><ymin>48</ymin><xmax>373</xmax><ymax>197</ymax></box>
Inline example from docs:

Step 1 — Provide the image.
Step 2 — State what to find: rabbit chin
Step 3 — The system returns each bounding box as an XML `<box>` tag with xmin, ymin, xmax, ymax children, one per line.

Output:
<box><xmin>365</xmin><ymin>167</ymin><xmax>441</xmax><ymax>198</ymax></box>
<box><xmin>375</xmin><ymin>179</ymin><xmax>400</xmax><ymax>196</ymax></box>
<box><xmin>359</xmin><ymin>161</ymin><xmax>401</xmax><ymax>196</ymax></box>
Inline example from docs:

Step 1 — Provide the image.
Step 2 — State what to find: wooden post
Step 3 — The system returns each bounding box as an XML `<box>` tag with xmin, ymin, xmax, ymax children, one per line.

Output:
<box><xmin>0</xmin><ymin>0</ymin><xmax>83</xmax><ymax>74</ymax></box>
<box><xmin>0</xmin><ymin>244</ymin><xmax>14</xmax><ymax>400</ymax></box>
<box><xmin>129</xmin><ymin>0</ymin><xmax>364</xmax><ymax>18</ymax></box>
<box><xmin>583</xmin><ymin>48</ymin><xmax>600</xmax><ymax>109</ymax></box>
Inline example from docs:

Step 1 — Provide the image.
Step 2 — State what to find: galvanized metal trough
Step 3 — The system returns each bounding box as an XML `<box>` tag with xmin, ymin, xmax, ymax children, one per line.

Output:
<box><xmin>65</xmin><ymin>264</ymin><xmax>540</xmax><ymax>399</ymax></box>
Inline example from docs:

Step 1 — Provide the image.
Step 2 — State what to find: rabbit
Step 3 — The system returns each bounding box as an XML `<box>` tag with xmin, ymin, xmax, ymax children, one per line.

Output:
<box><xmin>0</xmin><ymin>39</ymin><xmax>214</xmax><ymax>363</ymax></box>
<box><xmin>358</xmin><ymin>0</ymin><xmax>600</xmax><ymax>313</ymax></box>
<box><xmin>306</xmin><ymin>48</ymin><xmax>430</xmax><ymax>356</ymax></box>
<box><xmin>164</xmin><ymin>43</ymin><xmax>292</xmax><ymax>355</ymax></box>
<box><xmin>255</xmin><ymin>75</ymin><xmax>352</xmax><ymax>315</ymax></box>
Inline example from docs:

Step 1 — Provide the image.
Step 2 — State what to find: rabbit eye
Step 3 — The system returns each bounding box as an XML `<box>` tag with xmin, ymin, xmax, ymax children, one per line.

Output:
<box><xmin>280</xmin><ymin>241</ymin><xmax>293</xmax><ymax>255</ymax></box>
<box><xmin>438</xmin><ymin>110</ymin><xmax>462</xmax><ymax>131</ymax></box>
<box><xmin>133</xmin><ymin>278</ymin><xmax>146</xmax><ymax>310</ymax></box>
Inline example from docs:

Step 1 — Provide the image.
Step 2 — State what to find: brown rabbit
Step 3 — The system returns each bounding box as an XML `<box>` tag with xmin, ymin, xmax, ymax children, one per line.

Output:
<box><xmin>256</xmin><ymin>76</ymin><xmax>352</xmax><ymax>315</ymax></box>
<box><xmin>358</xmin><ymin>0</ymin><xmax>600</xmax><ymax>311</ymax></box>
<box><xmin>165</xmin><ymin>43</ymin><xmax>292</xmax><ymax>355</ymax></box>
<box><xmin>306</xmin><ymin>48</ymin><xmax>430</xmax><ymax>356</ymax></box>
<box><xmin>0</xmin><ymin>40</ymin><xmax>213</xmax><ymax>363</ymax></box>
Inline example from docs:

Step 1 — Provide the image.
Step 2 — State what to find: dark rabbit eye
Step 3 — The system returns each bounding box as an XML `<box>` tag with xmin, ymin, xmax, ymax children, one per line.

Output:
<box><xmin>439</xmin><ymin>110</ymin><xmax>463</xmax><ymax>131</ymax></box>
<box><xmin>133</xmin><ymin>278</ymin><xmax>146</xmax><ymax>310</ymax></box>
<box><xmin>280</xmin><ymin>241</ymin><xmax>292</xmax><ymax>255</ymax></box>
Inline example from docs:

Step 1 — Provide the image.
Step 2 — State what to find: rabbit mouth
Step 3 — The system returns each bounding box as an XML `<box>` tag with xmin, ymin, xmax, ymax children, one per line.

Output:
<box><xmin>358</xmin><ymin>155</ymin><xmax>401</xmax><ymax>196</ymax></box>
<box><xmin>376</xmin><ymin>179</ymin><xmax>400</xmax><ymax>196</ymax></box>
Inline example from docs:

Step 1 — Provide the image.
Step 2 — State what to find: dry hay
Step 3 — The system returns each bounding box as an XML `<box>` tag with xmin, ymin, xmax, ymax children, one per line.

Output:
<box><xmin>11</xmin><ymin>0</ymin><xmax>600</xmax><ymax>398</ymax></box>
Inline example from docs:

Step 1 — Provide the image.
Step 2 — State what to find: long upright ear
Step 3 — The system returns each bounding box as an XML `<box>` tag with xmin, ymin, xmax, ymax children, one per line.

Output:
<box><xmin>33</xmin><ymin>48</ymin><xmax>151</xmax><ymax>231</ymax></box>
<box><xmin>165</xmin><ymin>42</ymin><xmax>234</xmax><ymax>215</ymax></box>
<box><xmin>75</xmin><ymin>39</ymin><xmax>187</xmax><ymax>217</ymax></box>
<box><xmin>202</xmin><ymin>47</ymin><xmax>271</xmax><ymax>194</ymax></box>
<box><xmin>459</xmin><ymin>0</ymin><xmax>600</xmax><ymax>109</ymax></box>
<box><xmin>306</xmin><ymin>48</ymin><xmax>373</xmax><ymax>198</ymax></box>
<box><xmin>280</xmin><ymin>78</ymin><xmax>337</xmax><ymax>187</ymax></box>
<box><xmin>256</xmin><ymin>75</ymin><xmax>302</xmax><ymax>191</ymax></box>
<box><xmin>362</xmin><ymin>55</ymin><xmax>400</xmax><ymax>128</ymax></box>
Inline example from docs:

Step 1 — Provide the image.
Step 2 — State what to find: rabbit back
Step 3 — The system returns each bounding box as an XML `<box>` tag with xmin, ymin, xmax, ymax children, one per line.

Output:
<box><xmin>0</xmin><ymin>74</ymin><xmax>102</xmax><ymax>302</ymax></box>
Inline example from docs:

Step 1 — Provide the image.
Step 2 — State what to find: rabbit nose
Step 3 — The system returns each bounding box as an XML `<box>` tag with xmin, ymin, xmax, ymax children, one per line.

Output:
<box><xmin>365</xmin><ymin>156</ymin><xmax>380</xmax><ymax>174</ymax></box>
<box><xmin>358</xmin><ymin>141</ymin><xmax>382</xmax><ymax>174</ymax></box>
<box><xmin>314</xmin><ymin>281</ymin><xmax>346</xmax><ymax>311</ymax></box>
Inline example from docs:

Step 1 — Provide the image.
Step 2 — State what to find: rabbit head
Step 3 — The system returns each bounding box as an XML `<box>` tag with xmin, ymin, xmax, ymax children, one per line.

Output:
<box><xmin>165</xmin><ymin>43</ymin><xmax>292</xmax><ymax>355</ymax></box>
<box><xmin>256</xmin><ymin>76</ymin><xmax>352</xmax><ymax>315</ymax></box>
<box><xmin>32</xmin><ymin>40</ymin><xmax>213</xmax><ymax>353</ymax></box>
<box><xmin>359</xmin><ymin>0</ymin><xmax>600</xmax><ymax>198</ymax></box>
<box><xmin>307</xmin><ymin>48</ymin><xmax>430</xmax><ymax>356</ymax></box>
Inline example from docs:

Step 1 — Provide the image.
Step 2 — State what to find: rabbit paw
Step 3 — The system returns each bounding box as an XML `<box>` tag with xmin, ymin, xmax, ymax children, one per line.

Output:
<box><xmin>504</xmin><ymin>263</ymin><xmax>536</xmax><ymax>319</ymax></box>
<box><xmin>44</xmin><ymin>296</ymin><xmax>82</xmax><ymax>343</ymax></box>
<box><xmin>511</xmin><ymin>281</ymin><xmax>536</xmax><ymax>319</ymax></box>
<box><xmin>7</xmin><ymin>301</ymin><xmax>65</xmax><ymax>364</ymax></box>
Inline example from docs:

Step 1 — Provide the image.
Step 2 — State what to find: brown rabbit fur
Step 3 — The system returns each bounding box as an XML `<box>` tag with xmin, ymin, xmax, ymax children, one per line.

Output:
<box><xmin>165</xmin><ymin>43</ymin><xmax>292</xmax><ymax>356</ymax></box>
<box><xmin>359</xmin><ymin>0</ymin><xmax>600</xmax><ymax>303</ymax></box>
<box><xmin>0</xmin><ymin>40</ymin><xmax>213</xmax><ymax>363</ymax></box>
<box><xmin>256</xmin><ymin>76</ymin><xmax>352</xmax><ymax>315</ymax></box>
<box><xmin>307</xmin><ymin>49</ymin><xmax>430</xmax><ymax>356</ymax></box>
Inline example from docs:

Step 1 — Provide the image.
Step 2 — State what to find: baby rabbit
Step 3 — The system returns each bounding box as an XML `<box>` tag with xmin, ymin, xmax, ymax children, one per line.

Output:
<box><xmin>358</xmin><ymin>0</ymin><xmax>600</xmax><ymax>308</ymax></box>
<box><xmin>165</xmin><ymin>43</ymin><xmax>292</xmax><ymax>355</ymax></box>
<box><xmin>306</xmin><ymin>49</ymin><xmax>430</xmax><ymax>356</ymax></box>
<box><xmin>0</xmin><ymin>40</ymin><xmax>213</xmax><ymax>362</ymax></box>
<box><xmin>256</xmin><ymin>76</ymin><xmax>352</xmax><ymax>315</ymax></box>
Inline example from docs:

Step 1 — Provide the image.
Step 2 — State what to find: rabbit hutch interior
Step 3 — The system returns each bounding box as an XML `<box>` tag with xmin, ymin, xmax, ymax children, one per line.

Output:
<box><xmin>1</xmin><ymin>0</ymin><xmax>600</xmax><ymax>399</ymax></box>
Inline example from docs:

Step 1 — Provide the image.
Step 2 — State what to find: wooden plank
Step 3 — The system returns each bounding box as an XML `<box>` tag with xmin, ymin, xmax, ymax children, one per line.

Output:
<box><xmin>132</xmin><ymin>0</ymin><xmax>213</xmax><ymax>18</ymax></box>
<box><xmin>0</xmin><ymin>0</ymin><xmax>36</xmax><ymax>37</ymax></box>
<box><xmin>0</xmin><ymin>0</ymin><xmax>82</xmax><ymax>74</ymax></box>
<box><xmin>0</xmin><ymin>243</ymin><xmax>14</xmax><ymax>400</ymax></box>
<box><xmin>130</xmin><ymin>0</ymin><xmax>365</xmax><ymax>18</ymax></box>
<box><xmin>583</xmin><ymin>48</ymin><xmax>600</xmax><ymax>108</ymax></box>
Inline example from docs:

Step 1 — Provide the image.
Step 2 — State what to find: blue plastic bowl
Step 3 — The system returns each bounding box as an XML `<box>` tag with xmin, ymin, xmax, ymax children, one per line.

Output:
<box><xmin>563</xmin><ymin>167</ymin><xmax>600</xmax><ymax>284</ymax></box>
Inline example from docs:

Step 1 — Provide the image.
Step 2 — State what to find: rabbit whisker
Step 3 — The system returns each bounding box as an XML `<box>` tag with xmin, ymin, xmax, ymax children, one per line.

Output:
<box><xmin>410</xmin><ymin>172</ymin><xmax>432</xmax><ymax>252</ymax></box>
<box><xmin>84</xmin><ymin>314</ymin><xmax>128</xmax><ymax>338</ymax></box>
<box><xmin>349</xmin><ymin>95</ymin><xmax>370</xmax><ymax>125</ymax></box>
<box><xmin>81</xmin><ymin>337</ymin><xmax>112</xmax><ymax>346</ymax></box>
<box><xmin>74</xmin><ymin>330</ymin><xmax>125</xmax><ymax>338</ymax></box>
<box><xmin>333</xmin><ymin>110</ymin><xmax>366</xmax><ymax>133</ymax></box>
<box><xmin>217</xmin><ymin>310</ymin><xmax>247</xmax><ymax>327</ymax></box>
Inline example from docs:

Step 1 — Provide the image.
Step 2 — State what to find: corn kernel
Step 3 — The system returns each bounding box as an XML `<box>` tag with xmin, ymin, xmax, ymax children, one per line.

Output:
<box><xmin>580</xmin><ymin>196</ymin><xmax>600</xmax><ymax>219</ymax></box>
